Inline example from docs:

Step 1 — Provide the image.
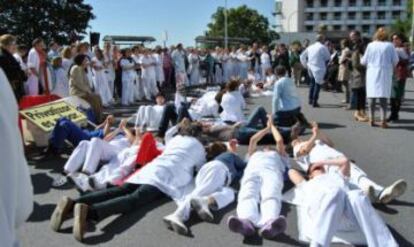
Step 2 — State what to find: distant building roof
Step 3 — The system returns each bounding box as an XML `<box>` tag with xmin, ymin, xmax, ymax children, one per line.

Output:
<box><xmin>102</xmin><ymin>35</ymin><xmax>156</xmax><ymax>45</ymax></box>
<box><xmin>195</xmin><ymin>36</ymin><xmax>250</xmax><ymax>46</ymax></box>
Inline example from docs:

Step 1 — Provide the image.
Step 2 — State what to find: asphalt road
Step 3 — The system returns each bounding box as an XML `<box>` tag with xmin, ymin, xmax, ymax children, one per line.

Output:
<box><xmin>19</xmin><ymin>80</ymin><xmax>414</xmax><ymax>247</ymax></box>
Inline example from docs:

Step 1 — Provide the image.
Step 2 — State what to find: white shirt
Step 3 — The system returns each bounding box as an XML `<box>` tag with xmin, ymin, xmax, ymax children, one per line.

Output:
<box><xmin>220</xmin><ymin>91</ymin><xmax>246</xmax><ymax>123</ymax></box>
<box><xmin>261</xmin><ymin>52</ymin><xmax>271</xmax><ymax>67</ymax></box>
<box><xmin>139</xmin><ymin>55</ymin><xmax>156</xmax><ymax>79</ymax></box>
<box><xmin>120</xmin><ymin>58</ymin><xmax>136</xmax><ymax>81</ymax></box>
<box><xmin>300</xmin><ymin>42</ymin><xmax>331</xmax><ymax>84</ymax></box>
<box><xmin>27</xmin><ymin>48</ymin><xmax>40</xmax><ymax>73</ymax></box>
<box><xmin>361</xmin><ymin>41</ymin><xmax>399</xmax><ymax>98</ymax></box>
<box><xmin>0</xmin><ymin>69</ymin><xmax>33</xmax><ymax>247</ymax></box>
<box><xmin>245</xmin><ymin>150</ymin><xmax>289</xmax><ymax>175</ymax></box>
<box><xmin>126</xmin><ymin>135</ymin><xmax>206</xmax><ymax>200</ymax></box>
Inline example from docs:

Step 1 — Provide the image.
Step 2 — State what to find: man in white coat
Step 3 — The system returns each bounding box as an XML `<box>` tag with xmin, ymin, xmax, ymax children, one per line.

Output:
<box><xmin>0</xmin><ymin>68</ymin><xmax>34</xmax><ymax>247</ymax></box>
<box><xmin>227</xmin><ymin>116</ymin><xmax>289</xmax><ymax>239</ymax></box>
<box><xmin>27</xmin><ymin>38</ymin><xmax>47</xmax><ymax>95</ymax></box>
<box><xmin>171</xmin><ymin>43</ymin><xmax>188</xmax><ymax>88</ymax></box>
<box><xmin>361</xmin><ymin>28</ymin><xmax>399</xmax><ymax>128</ymax></box>
<box><xmin>300</xmin><ymin>34</ymin><xmax>331</xmax><ymax>107</ymax></box>
<box><xmin>292</xmin><ymin>122</ymin><xmax>407</xmax><ymax>204</ymax></box>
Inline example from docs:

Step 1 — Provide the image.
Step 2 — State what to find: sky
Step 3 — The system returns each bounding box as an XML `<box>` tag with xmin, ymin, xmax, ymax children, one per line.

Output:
<box><xmin>84</xmin><ymin>0</ymin><xmax>275</xmax><ymax>47</ymax></box>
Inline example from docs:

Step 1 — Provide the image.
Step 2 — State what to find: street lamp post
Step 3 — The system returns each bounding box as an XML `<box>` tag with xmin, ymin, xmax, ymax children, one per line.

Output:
<box><xmin>224</xmin><ymin>0</ymin><xmax>228</xmax><ymax>49</ymax></box>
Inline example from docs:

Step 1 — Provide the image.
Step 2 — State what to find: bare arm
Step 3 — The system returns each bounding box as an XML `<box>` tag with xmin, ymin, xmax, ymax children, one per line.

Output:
<box><xmin>269</xmin><ymin>115</ymin><xmax>287</xmax><ymax>157</ymax></box>
<box><xmin>247</xmin><ymin>125</ymin><xmax>270</xmax><ymax>157</ymax></box>
<box><xmin>312</xmin><ymin>156</ymin><xmax>350</xmax><ymax>177</ymax></box>
<box><xmin>288</xmin><ymin>169</ymin><xmax>306</xmax><ymax>186</ymax></box>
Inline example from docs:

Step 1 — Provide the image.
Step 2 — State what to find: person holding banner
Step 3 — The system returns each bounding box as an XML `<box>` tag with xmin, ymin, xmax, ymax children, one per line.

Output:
<box><xmin>69</xmin><ymin>54</ymin><xmax>103</xmax><ymax>123</ymax></box>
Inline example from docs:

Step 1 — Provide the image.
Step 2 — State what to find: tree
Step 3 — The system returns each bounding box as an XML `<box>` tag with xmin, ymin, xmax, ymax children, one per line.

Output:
<box><xmin>205</xmin><ymin>5</ymin><xmax>277</xmax><ymax>45</ymax></box>
<box><xmin>0</xmin><ymin>0</ymin><xmax>95</xmax><ymax>47</ymax></box>
<box><xmin>390</xmin><ymin>0</ymin><xmax>412</xmax><ymax>39</ymax></box>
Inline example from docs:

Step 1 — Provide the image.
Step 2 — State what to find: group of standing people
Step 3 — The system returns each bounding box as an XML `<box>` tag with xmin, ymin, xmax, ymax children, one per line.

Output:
<box><xmin>300</xmin><ymin>28</ymin><xmax>411</xmax><ymax>128</ymax></box>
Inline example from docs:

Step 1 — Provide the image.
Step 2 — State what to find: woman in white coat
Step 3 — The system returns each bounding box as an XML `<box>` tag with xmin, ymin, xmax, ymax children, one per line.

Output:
<box><xmin>222</xmin><ymin>48</ymin><xmax>232</xmax><ymax>83</ymax></box>
<box><xmin>260</xmin><ymin>46</ymin><xmax>272</xmax><ymax>80</ymax></box>
<box><xmin>139</xmin><ymin>49</ymin><xmax>158</xmax><ymax>100</ymax></box>
<box><xmin>103</xmin><ymin>42</ymin><xmax>115</xmax><ymax>97</ymax></box>
<box><xmin>92</xmin><ymin>47</ymin><xmax>113</xmax><ymax>107</ymax></box>
<box><xmin>227</xmin><ymin>117</ymin><xmax>289</xmax><ymax>239</ymax></box>
<box><xmin>220</xmin><ymin>79</ymin><xmax>246</xmax><ymax>124</ymax></box>
<box><xmin>120</xmin><ymin>48</ymin><xmax>137</xmax><ymax>106</ymax></box>
<box><xmin>187</xmin><ymin>49</ymin><xmax>201</xmax><ymax>86</ymax></box>
<box><xmin>153</xmin><ymin>46</ymin><xmax>165</xmax><ymax>88</ymax></box>
<box><xmin>50</xmin><ymin>57</ymin><xmax>69</xmax><ymax>97</ymax></box>
<box><xmin>361</xmin><ymin>28</ymin><xmax>399</xmax><ymax>128</ymax></box>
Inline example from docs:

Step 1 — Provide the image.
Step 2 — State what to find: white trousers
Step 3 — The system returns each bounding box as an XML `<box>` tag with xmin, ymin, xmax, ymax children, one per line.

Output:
<box><xmin>90</xmin><ymin>154</ymin><xmax>136</xmax><ymax>189</ymax></box>
<box><xmin>64</xmin><ymin>138</ymin><xmax>122</xmax><ymax>174</ymax></box>
<box><xmin>348</xmin><ymin>163</ymin><xmax>384</xmax><ymax>194</ymax></box>
<box><xmin>25</xmin><ymin>75</ymin><xmax>39</xmax><ymax>95</ymax></box>
<box><xmin>173</xmin><ymin>161</ymin><xmax>235</xmax><ymax>221</ymax></box>
<box><xmin>142</xmin><ymin>76</ymin><xmax>158</xmax><ymax>100</ymax></box>
<box><xmin>310</xmin><ymin>188</ymin><xmax>398</xmax><ymax>247</ymax></box>
<box><xmin>135</xmin><ymin>106</ymin><xmax>160</xmax><ymax>130</ymax></box>
<box><xmin>122</xmin><ymin>78</ymin><xmax>135</xmax><ymax>105</ymax></box>
<box><xmin>237</xmin><ymin>170</ymin><xmax>283</xmax><ymax>227</ymax></box>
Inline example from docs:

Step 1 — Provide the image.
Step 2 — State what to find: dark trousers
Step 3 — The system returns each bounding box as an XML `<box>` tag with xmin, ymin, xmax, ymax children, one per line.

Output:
<box><xmin>308</xmin><ymin>75</ymin><xmax>321</xmax><ymax>106</ymax></box>
<box><xmin>274</xmin><ymin>107</ymin><xmax>301</xmax><ymax>127</ymax></box>
<box><xmin>158</xmin><ymin>103</ymin><xmax>191</xmax><ymax>137</ymax></box>
<box><xmin>76</xmin><ymin>183</ymin><xmax>165</xmax><ymax>221</ymax></box>
<box><xmin>352</xmin><ymin>87</ymin><xmax>366</xmax><ymax>111</ymax></box>
<box><xmin>235</xmin><ymin>106</ymin><xmax>291</xmax><ymax>145</ymax></box>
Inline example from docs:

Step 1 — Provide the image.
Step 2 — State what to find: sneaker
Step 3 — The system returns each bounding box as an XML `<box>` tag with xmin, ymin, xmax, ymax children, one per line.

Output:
<box><xmin>227</xmin><ymin>216</ymin><xmax>255</xmax><ymax>237</ymax></box>
<box><xmin>378</xmin><ymin>179</ymin><xmax>407</xmax><ymax>204</ymax></box>
<box><xmin>163</xmin><ymin>214</ymin><xmax>188</xmax><ymax>235</ymax></box>
<box><xmin>73</xmin><ymin>203</ymin><xmax>88</xmax><ymax>242</ymax></box>
<box><xmin>362</xmin><ymin>185</ymin><xmax>377</xmax><ymax>203</ymax></box>
<box><xmin>69</xmin><ymin>173</ymin><xmax>93</xmax><ymax>192</ymax></box>
<box><xmin>190</xmin><ymin>197</ymin><xmax>214</xmax><ymax>222</ymax></box>
<box><xmin>50</xmin><ymin>196</ymin><xmax>74</xmax><ymax>232</ymax></box>
<box><xmin>258</xmin><ymin>216</ymin><xmax>287</xmax><ymax>239</ymax></box>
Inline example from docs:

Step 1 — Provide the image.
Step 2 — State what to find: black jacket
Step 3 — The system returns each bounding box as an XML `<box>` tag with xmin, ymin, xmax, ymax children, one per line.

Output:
<box><xmin>0</xmin><ymin>48</ymin><xmax>27</xmax><ymax>100</ymax></box>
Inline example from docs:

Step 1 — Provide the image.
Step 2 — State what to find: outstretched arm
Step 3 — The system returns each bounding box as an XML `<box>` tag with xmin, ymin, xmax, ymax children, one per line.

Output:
<box><xmin>247</xmin><ymin>125</ymin><xmax>270</xmax><ymax>157</ymax></box>
<box><xmin>269</xmin><ymin>114</ymin><xmax>287</xmax><ymax>157</ymax></box>
<box><xmin>312</xmin><ymin>156</ymin><xmax>350</xmax><ymax>177</ymax></box>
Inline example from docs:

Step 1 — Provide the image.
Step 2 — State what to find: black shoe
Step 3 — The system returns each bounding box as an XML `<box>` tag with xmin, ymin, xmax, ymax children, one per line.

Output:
<box><xmin>387</xmin><ymin>115</ymin><xmax>398</xmax><ymax>122</ymax></box>
<box><xmin>312</xmin><ymin>103</ymin><xmax>320</xmax><ymax>108</ymax></box>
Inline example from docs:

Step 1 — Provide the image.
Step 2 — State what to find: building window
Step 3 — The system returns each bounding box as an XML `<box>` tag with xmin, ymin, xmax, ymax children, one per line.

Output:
<box><xmin>320</xmin><ymin>12</ymin><xmax>327</xmax><ymax>20</ymax></box>
<box><xmin>305</xmin><ymin>25</ymin><xmax>314</xmax><ymax>31</ymax></box>
<box><xmin>363</xmin><ymin>0</ymin><xmax>371</xmax><ymax>6</ymax></box>
<box><xmin>306</xmin><ymin>13</ymin><xmax>314</xmax><ymax>21</ymax></box>
<box><xmin>393</xmin><ymin>0</ymin><xmax>401</xmax><ymax>5</ymax></box>
<box><xmin>348</xmin><ymin>25</ymin><xmax>356</xmax><ymax>31</ymax></box>
<box><xmin>334</xmin><ymin>12</ymin><xmax>342</xmax><ymax>20</ymax></box>
<box><xmin>306</xmin><ymin>0</ymin><xmax>314</xmax><ymax>8</ymax></box>
<box><xmin>362</xmin><ymin>25</ymin><xmax>370</xmax><ymax>33</ymax></box>
<box><xmin>363</xmin><ymin>12</ymin><xmax>371</xmax><ymax>20</ymax></box>
<box><xmin>334</xmin><ymin>0</ymin><xmax>342</xmax><ymax>7</ymax></box>
<box><xmin>378</xmin><ymin>0</ymin><xmax>386</xmax><ymax>6</ymax></box>
<box><xmin>349</xmin><ymin>0</ymin><xmax>357</xmax><ymax>6</ymax></box>
<box><xmin>333</xmin><ymin>25</ymin><xmax>341</xmax><ymax>31</ymax></box>
<box><xmin>377</xmin><ymin>11</ymin><xmax>386</xmax><ymax>19</ymax></box>
<box><xmin>348</xmin><ymin>12</ymin><xmax>356</xmax><ymax>20</ymax></box>
<box><xmin>392</xmin><ymin>11</ymin><xmax>400</xmax><ymax>19</ymax></box>
<box><xmin>320</xmin><ymin>0</ymin><xmax>328</xmax><ymax>7</ymax></box>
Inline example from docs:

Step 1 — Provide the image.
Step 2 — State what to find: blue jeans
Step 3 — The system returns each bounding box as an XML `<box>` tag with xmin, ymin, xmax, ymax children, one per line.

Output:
<box><xmin>49</xmin><ymin>117</ymin><xmax>104</xmax><ymax>151</ymax></box>
<box><xmin>308</xmin><ymin>75</ymin><xmax>321</xmax><ymax>106</ymax></box>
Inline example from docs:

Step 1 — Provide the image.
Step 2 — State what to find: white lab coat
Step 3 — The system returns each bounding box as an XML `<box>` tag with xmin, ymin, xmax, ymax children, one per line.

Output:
<box><xmin>62</xmin><ymin>58</ymin><xmax>73</xmax><ymax>76</ymax></box>
<box><xmin>188</xmin><ymin>53</ymin><xmax>200</xmax><ymax>86</ymax></box>
<box><xmin>51</xmin><ymin>67</ymin><xmax>69</xmax><ymax>98</ymax></box>
<box><xmin>126</xmin><ymin>135</ymin><xmax>206</xmax><ymax>201</ymax></box>
<box><xmin>237</xmin><ymin>151</ymin><xmax>288</xmax><ymax>227</ymax></box>
<box><xmin>260</xmin><ymin>52</ymin><xmax>272</xmax><ymax>80</ymax></box>
<box><xmin>120</xmin><ymin>58</ymin><xmax>136</xmax><ymax>105</ymax></box>
<box><xmin>103</xmin><ymin>53</ymin><xmax>115</xmax><ymax>96</ymax></box>
<box><xmin>0</xmin><ymin>69</ymin><xmax>33</xmax><ymax>247</ymax></box>
<box><xmin>299</xmin><ymin>172</ymin><xmax>398</xmax><ymax>247</ymax></box>
<box><xmin>92</xmin><ymin>57</ymin><xmax>113</xmax><ymax>106</ymax></box>
<box><xmin>220</xmin><ymin>90</ymin><xmax>246</xmax><ymax>123</ymax></box>
<box><xmin>153</xmin><ymin>53</ymin><xmax>165</xmax><ymax>83</ymax></box>
<box><xmin>361</xmin><ymin>41</ymin><xmax>399</xmax><ymax>98</ymax></box>
<box><xmin>237</xmin><ymin>51</ymin><xmax>250</xmax><ymax>80</ymax></box>
<box><xmin>139</xmin><ymin>55</ymin><xmax>158</xmax><ymax>100</ymax></box>
<box><xmin>26</xmin><ymin>48</ymin><xmax>41</xmax><ymax>95</ymax></box>
<box><xmin>300</xmin><ymin>42</ymin><xmax>331</xmax><ymax>84</ymax></box>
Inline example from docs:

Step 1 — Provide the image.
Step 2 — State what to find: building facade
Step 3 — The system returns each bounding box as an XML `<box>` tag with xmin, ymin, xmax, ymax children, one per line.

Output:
<box><xmin>275</xmin><ymin>0</ymin><xmax>408</xmax><ymax>36</ymax></box>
